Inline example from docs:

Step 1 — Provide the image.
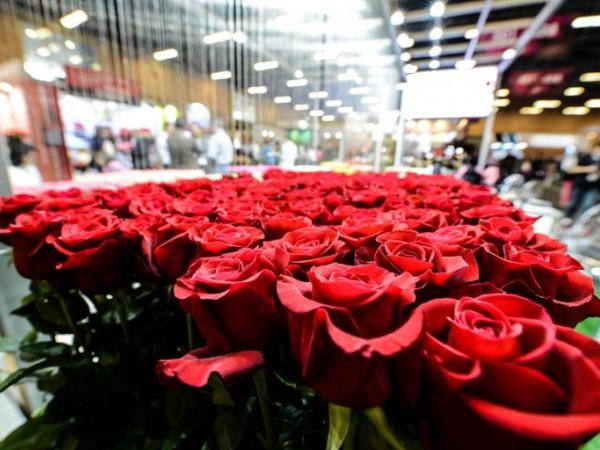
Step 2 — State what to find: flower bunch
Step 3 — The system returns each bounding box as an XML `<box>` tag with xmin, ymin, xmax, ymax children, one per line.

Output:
<box><xmin>2</xmin><ymin>170</ymin><xmax>600</xmax><ymax>449</ymax></box>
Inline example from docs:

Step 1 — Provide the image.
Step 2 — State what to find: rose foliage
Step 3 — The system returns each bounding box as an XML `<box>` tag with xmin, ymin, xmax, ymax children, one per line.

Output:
<box><xmin>1</xmin><ymin>170</ymin><xmax>600</xmax><ymax>450</ymax></box>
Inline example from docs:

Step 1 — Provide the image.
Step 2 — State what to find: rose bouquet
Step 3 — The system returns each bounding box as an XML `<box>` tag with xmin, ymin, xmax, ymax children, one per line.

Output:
<box><xmin>1</xmin><ymin>170</ymin><xmax>600</xmax><ymax>450</ymax></box>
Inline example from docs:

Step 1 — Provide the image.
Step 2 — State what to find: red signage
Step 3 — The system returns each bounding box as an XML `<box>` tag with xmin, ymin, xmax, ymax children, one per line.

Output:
<box><xmin>65</xmin><ymin>65</ymin><xmax>140</xmax><ymax>99</ymax></box>
<box><xmin>506</xmin><ymin>68</ymin><xmax>572</xmax><ymax>97</ymax></box>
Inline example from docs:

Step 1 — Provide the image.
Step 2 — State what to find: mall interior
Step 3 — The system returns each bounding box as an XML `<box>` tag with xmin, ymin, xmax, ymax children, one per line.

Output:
<box><xmin>1</xmin><ymin>0</ymin><xmax>600</xmax><ymax>446</ymax></box>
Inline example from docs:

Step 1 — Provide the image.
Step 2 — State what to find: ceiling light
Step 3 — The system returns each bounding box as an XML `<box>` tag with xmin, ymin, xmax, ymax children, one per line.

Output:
<box><xmin>36</xmin><ymin>28</ymin><xmax>52</xmax><ymax>39</ymax></box>
<box><xmin>0</xmin><ymin>82</ymin><xmax>14</xmax><ymax>93</ymax></box>
<box><xmin>203</xmin><ymin>31</ymin><xmax>232</xmax><ymax>45</ymax></box>
<box><xmin>309</xmin><ymin>110</ymin><xmax>324</xmax><ymax>117</ymax></box>
<box><xmin>68</xmin><ymin>54</ymin><xmax>83</xmax><ymax>65</ymax></box>
<box><xmin>465</xmin><ymin>28</ymin><xmax>479</xmax><ymax>39</ymax></box>
<box><xmin>210</xmin><ymin>70</ymin><xmax>232</xmax><ymax>80</ymax></box>
<box><xmin>533</xmin><ymin>99</ymin><xmax>561</xmax><ymax>108</ymax></box>
<box><xmin>429</xmin><ymin>27</ymin><xmax>443</xmax><ymax>41</ymax></box>
<box><xmin>60</xmin><ymin>9</ymin><xmax>88</xmax><ymax>29</ymax></box>
<box><xmin>36</xmin><ymin>47</ymin><xmax>51</xmax><ymax>57</ymax></box>
<box><xmin>564</xmin><ymin>86</ymin><xmax>585</xmax><ymax>96</ymax></box>
<box><xmin>563</xmin><ymin>106</ymin><xmax>590</xmax><ymax>115</ymax></box>
<box><xmin>48</xmin><ymin>43</ymin><xmax>60</xmax><ymax>53</ymax></box>
<box><xmin>502</xmin><ymin>48</ymin><xmax>516</xmax><ymax>60</ymax></box>
<box><xmin>298</xmin><ymin>119</ymin><xmax>308</xmax><ymax>129</ymax></box>
<box><xmin>401</xmin><ymin>52</ymin><xmax>411</xmax><ymax>62</ymax></box>
<box><xmin>430</xmin><ymin>1</ymin><xmax>445</xmax><ymax>18</ymax></box>
<box><xmin>519</xmin><ymin>106</ymin><xmax>543</xmax><ymax>115</ymax></box>
<box><xmin>349</xmin><ymin>86</ymin><xmax>370</xmax><ymax>95</ymax></box>
<box><xmin>294</xmin><ymin>70</ymin><xmax>304</xmax><ymax>78</ymax></box>
<box><xmin>326</xmin><ymin>99</ymin><xmax>342</xmax><ymax>107</ymax></box>
<box><xmin>403</xmin><ymin>63</ymin><xmax>418</xmax><ymax>74</ymax></box>
<box><xmin>572</xmin><ymin>15</ymin><xmax>600</xmax><ymax>29</ymax></box>
<box><xmin>321</xmin><ymin>115</ymin><xmax>335</xmax><ymax>122</ymax></box>
<box><xmin>429</xmin><ymin>45</ymin><xmax>442</xmax><ymax>57</ymax></box>
<box><xmin>429</xmin><ymin>60</ymin><xmax>440</xmax><ymax>70</ymax></box>
<box><xmin>361</xmin><ymin>96</ymin><xmax>379</xmax><ymax>105</ymax></box>
<box><xmin>232</xmin><ymin>31</ymin><xmax>247</xmax><ymax>43</ymax></box>
<box><xmin>581</xmin><ymin>72</ymin><xmax>600</xmax><ymax>82</ymax></box>
<box><xmin>455</xmin><ymin>59</ymin><xmax>476</xmax><ymax>70</ymax></box>
<box><xmin>153</xmin><ymin>48</ymin><xmax>178</xmax><ymax>61</ymax></box>
<box><xmin>287</xmin><ymin>78</ymin><xmax>308</xmax><ymax>87</ymax></box>
<box><xmin>494</xmin><ymin>98</ymin><xmax>510</xmax><ymax>107</ymax></box>
<box><xmin>254</xmin><ymin>60</ymin><xmax>279</xmax><ymax>71</ymax></box>
<box><xmin>248</xmin><ymin>86</ymin><xmax>267</xmax><ymax>95</ymax></box>
<box><xmin>64</xmin><ymin>40</ymin><xmax>76</xmax><ymax>50</ymax></box>
<box><xmin>396</xmin><ymin>33</ymin><xmax>414</xmax><ymax>48</ymax></box>
<box><xmin>24</xmin><ymin>28</ymin><xmax>37</xmax><ymax>39</ymax></box>
<box><xmin>585</xmin><ymin>99</ymin><xmax>600</xmax><ymax>108</ymax></box>
<box><xmin>274</xmin><ymin>96</ymin><xmax>292</xmax><ymax>104</ymax></box>
<box><xmin>91</xmin><ymin>62</ymin><xmax>102</xmax><ymax>71</ymax></box>
<box><xmin>390</xmin><ymin>10</ymin><xmax>405</xmax><ymax>25</ymax></box>
<box><xmin>324</xmin><ymin>132</ymin><xmax>331</xmax><ymax>139</ymax></box>
<box><xmin>338</xmin><ymin>106</ymin><xmax>354</xmax><ymax>114</ymax></box>
<box><xmin>294</xmin><ymin>104</ymin><xmax>309</xmax><ymax>111</ymax></box>
<box><xmin>314</xmin><ymin>50</ymin><xmax>338</xmax><ymax>61</ymax></box>
<box><xmin>496</xmin><ymin>88</ymin><xmax>510</xmax><ymax>97</ymax></box>
<box><xmin>309</xmin><ymin>91</ymin><xmax>328</xmax><ymax>99</ymax></box>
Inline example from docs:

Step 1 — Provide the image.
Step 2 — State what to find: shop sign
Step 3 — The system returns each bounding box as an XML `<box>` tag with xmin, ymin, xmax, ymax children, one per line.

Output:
<box><xmin>65</xmin><ymin>65</ymin><xmax>140</xmax><ymax>99</ymax></box>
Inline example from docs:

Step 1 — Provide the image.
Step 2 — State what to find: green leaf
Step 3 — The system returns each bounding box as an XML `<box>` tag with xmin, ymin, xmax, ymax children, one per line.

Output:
<box><xmin>364</xmin><ymin>408</ymin><xmax>406</xmax><ymax>450</ymax></box>
<box><xmin>0</xmin><ymin>336</ymin><xmax>20</xmax><ymax>352</ymax></box>
<box><xmin>326</xmin><ymin>404</ymin><xmax>352</xmax><ymax>450</ymax></box>
<box><xmin>209</xmin><ymin>373</ymin><xmax>235</xmax><ymax>407</ymax></box>
<box><xmin>576</xmin><ymin>317</ymin><xmax>600</xmax><ymax>339</ymax></box>
<box><xmin>0</xmin><ymin>357</ymin><xmax>63</xmax><ymax>393</ymax></box>
<box><xmin>0</xmin><ymin>417</ymin><xmax>68</xmax><ymax>450</ymax></box>
<box><xmin>581</xmin><ymin>433</ymin><xmax>600</xmax><ymax>450</ymax></box>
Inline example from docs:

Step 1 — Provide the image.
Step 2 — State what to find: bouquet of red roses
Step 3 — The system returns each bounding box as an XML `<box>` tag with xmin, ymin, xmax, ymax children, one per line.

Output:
<box><xmin>1</xmin><ymin>170</ymin><xmax>599</xmax><ymax>450</ymax></box>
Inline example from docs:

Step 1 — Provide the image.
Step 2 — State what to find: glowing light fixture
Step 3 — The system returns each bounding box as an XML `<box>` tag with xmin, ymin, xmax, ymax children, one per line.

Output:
<box><xmin>60</xmin><ymin>9</ymin><xmax>88</xmax><ymax>29</ymax></box>
<box><xmin>210</xmin><ymin>70</ymin><xmax>232</xmax><ymax>80</ymax></box>
<box><xmin>564</xmin><ymin>87</ymin><xmax>585</xmax><ymax>96</ymax></box>
<box><xmin>248</xmin><ymin>86</ymin><xmax>267</xmax><ymax>95</ymax></box>
<box><xmin>153</xmin><ymin>48</ymin><xmax>178</xmax><ymax>61</ymax></box>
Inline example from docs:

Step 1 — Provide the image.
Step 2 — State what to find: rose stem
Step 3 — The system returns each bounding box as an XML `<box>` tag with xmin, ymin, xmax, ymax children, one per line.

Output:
<box><xmin>58</xmin><ymin>295</ymin><xmax>84</xmax><ymax>353</ymax></box>
<box><xmin>253</xmin><ymin>370</ymin><xmax>276</xmax><ymax>449</ymax></box>
<box><xmin>186</xmin><ymin>314</ymin><xmax>194</xmax><ymax>350</ymax></box>
<box><xmin>115</xmin><ymin>291</ymin><xmax>131</xmax><ymax>346</ymax></box>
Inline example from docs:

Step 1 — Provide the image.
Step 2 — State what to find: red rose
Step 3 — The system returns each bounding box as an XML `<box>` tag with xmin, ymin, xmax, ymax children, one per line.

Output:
<box><xmin>175</xmin><ymin>247</ymin><xmax>288</xmax><ymax>352</ymax></box>
<box><xmin>156</xmin><ymin>347</ymin><xmax>264</xmax><ymax>388</ymax></box>
<box><xmin>337</xmin><ymin>210</ymin><xmax>399</xmax><ymax>250</ymax></box>
<box><xmin>480</xmin><ymin>217</ymin><xmax>534</xmax><ymax>245</ymax></box>
<box><xmin>423</xmin><ymin>224</ymin><xmax>483</xmax><ymax>250</ymax></box>
<box><xmin>460</xmin><ymin>205</ymin><xmax>535</xmax><ymax>224</ymax></box>
<box><xmin>46</xmin><ymin>209</ymin><xmax>129</xmax><ymax>293</ymax></box>
<box><xmin>287</xmin><ymin>199</ymin><xmax>334</xmax><ymax>225</ymax></box>
<box><xmin>277</xmin><ymin>263</ymin><xmax>422</xmax><ymax>408</ymax></box>
<box><xmin>479</xmin><ymin>243</ymin><xmax>600</xmax><ymax>326</ymax></box>
<box><xmin>396</xmin><ymin>208</ymin><xmax>449</xmax><ymax>232</ymax></box>
<box><xmin>0</xmin><ymin>194</ymin><xmax>39</xmax><ymax>229</ymax></box>
<box><xmin>261</xmin><ymin>212</ymin><xmax>312</xmax><ymax>239</ymax></box>
<box><xmin>418</xmin><ymin>293</ymin><xmax>600</xmax><ymax>450</ymax></box>
<box><xmin>217</xmin><ymin>200</ymin><xmax>263</xmax><ymax>226</ymax></box>
<box><xmin>375</xmin><ymin>230</ymin><xmax>479</xmax><ymax>290</ymax></box>
<box><xmin>266</xmin><ymin>226</ymin><xmax>349</xmax><ymax>277</ymax></box>
<box><xmin>128</xmin><ymin>191</ymin><xmax>175</xmax><ymax>216</ymax></box>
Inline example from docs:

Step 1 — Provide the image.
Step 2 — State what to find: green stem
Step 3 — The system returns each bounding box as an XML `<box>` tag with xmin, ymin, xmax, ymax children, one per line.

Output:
<box><xmin>253</xmin><ymin>371</ymin><xmax>276</xmax><ymax>450</ymax></box>
<box><xmin>115</xmin><ymin>291</ymin><xmax>130</xmax><ymax>346</ymax></box>
<box><xmin>186</xmin><ymin>314</ymin><xmax>194</xmax><ymax>351</ymax></box>
<box><xmin>58</xmin><ymin>296</ymin><xmax>83</xmax><ymax>349</ymax></box>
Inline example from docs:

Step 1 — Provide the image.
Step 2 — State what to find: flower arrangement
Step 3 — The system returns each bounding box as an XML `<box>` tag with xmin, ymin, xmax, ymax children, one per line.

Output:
<box><xmin>1</xmin><ymin>170</ymin><xmax>599</xmax><ymax>450</ymax></box>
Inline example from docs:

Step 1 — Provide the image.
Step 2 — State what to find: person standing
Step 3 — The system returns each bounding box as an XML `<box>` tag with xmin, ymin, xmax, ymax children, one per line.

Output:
<box><xmin>279</xmin><ymin>138</ymin><xmax>298</xmax><ymax>169</ymax></box>
<box><xmin>167</xmin><ymin>119</ymin><xmax>197</xmax><ymax>169</ymax></box>
<box><xmin>207</xmin><ymin>120</ymin><xmax>234</xmax><ymax>174</ymax></box>
<box><xmin>565</xmin><ymin>146</ymin><xmax>600</xmax><ymax>218</ymax></box>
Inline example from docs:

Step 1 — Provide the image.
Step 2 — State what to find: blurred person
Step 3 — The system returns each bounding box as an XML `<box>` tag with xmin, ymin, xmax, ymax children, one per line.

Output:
<box><xmin>262</xmin><ymin>141</ymin><xmax>277</xmax><ymax>165</ymax></box>
<box><xmin>280</xmin><ymin>137</ymin><xmax>298</xmax><ymax>169</ymax></box>
<box><xmin>132</xmin><ymin>128</ymin><xmax>154</xmax><ymax>170</ymax></box>
<box><xmin>455</xmin><ymin>155</ymin><xmax>483</xmax><ymax>185</ymax></box>
<box><xmin>483</xmin><ymin>161</ymin><xmax>500</xmax><ymax>187</ymax></box>
<box><xmin>168</xmin><ymin>119</ymin><xmax>197</xmax><ymax>169</ymax></box>
<box><xmin>207</xmin><ymin>119</ymin><xmax>234</xmax><ymax>174</ymax></box>
<box><xmin>565</xmin><ymin>146</ymin><xmax>600</xmax><ymax>218</ymax></box>
<box><xmin>8</xmin><ymin>141</ymin><xmax>43</xmax><ymax>188</ymax></box>
<box><xmin>519</xmin><ymin>160</ymin><xmax>535</xmax><ymax>182</ymax></box>
<box><xmin>156</xmin><ymin>123</ymin><xmax>174</xmax><ymax>168</ymax></box>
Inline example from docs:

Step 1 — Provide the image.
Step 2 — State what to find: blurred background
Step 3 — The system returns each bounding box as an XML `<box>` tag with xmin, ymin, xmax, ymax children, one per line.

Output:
<box><xmin>1</xmin><ymin>0</ymin><xmax>600</xmax><ymax>438</ymax></box>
